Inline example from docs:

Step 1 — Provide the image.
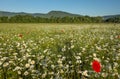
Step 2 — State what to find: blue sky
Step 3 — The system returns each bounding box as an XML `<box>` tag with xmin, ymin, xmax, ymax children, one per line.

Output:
<box><xmin>0</xmin><ymin>0</ymin><xmax>120</xmax><ymax>16</ymax></box>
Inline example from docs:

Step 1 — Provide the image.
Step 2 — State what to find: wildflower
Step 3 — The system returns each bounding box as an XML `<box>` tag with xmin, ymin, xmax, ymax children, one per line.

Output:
<box><xmin>57</xmin><ymin>59</ymin><xmax>62</xmax><ymax>64</ymax></box>
<box><xmin>27</xmin><ymin>48</ymin><xmax>31</xmax><ymax>52</ymax></box>
<box><xmin>59</xmin><ymin>63</ymin><xmax>63</xmax><ymax>67</ymax></box>
<box><xmin>2</xmin><ymin>57</ymin><xmax>8</xmax><ymax>61</ymax></box>
<box><xmin>3</xmin><ymin>62</ymin><xmax>9</xmax><ymax>67</ymax></box>
<box><xmin>92</xmin><ymin>60</ymin><xmax>101</xmax><ymax>73</ymax></box>
<box><xmin>61</xmin><ymin>29</ymin><xmax>65</xmax><ymax>33</ymax></box>
<box><xmin>30</xmin><ymin>65</ymin><xmax>34</xmax><ymax>69</ymax></box>
<box><xmin>0</xmin><ymin>61</ymin><xmax>2</xmax><ymax>65</ymax></box>
<box><xmin>110</xmin><ymin>35</ymin><xmax>114</xmax><ymax>40</ymax></box>
<box><xmin>24</xmin><ymin>71</ymin><xmax>29</xmax><ymax>76</ymax></box>
<box><xmin>30</xmin><ymin>60</ymin><xmax>35</xmax><ymax>65</ymax></box>
<box><xmin>9</xmin><ymin>60</ymin><xmax>14</xmax><ymax>64</ymax></box>
<box><xmin>13</xmin><ymin>66</ymin><xmax>21</xmax><ymax>71</ymax></box>
<box><xmin>101</xmin><ymin>73</ymin><xmax>108</xmax><ymax>77</ymax></box>
<box><xmin>50</xmin><ymin>76</ymin><xmax>53</xmax><ymax>79</ymax></box>
<box><xmin>16</xmin><ymin>43</ymin><xmax>20</xmax><ymax>47</ymax></box>
<box><xmin>18</xmin><ymin>71</ymin><xmax>21</xmax><ymax>75</ymax></box>
<box><xmin>57</xmin><ymin>55</ymin><xmax>62</xmax><ymax>58</ymax></box>
<box><xmin>75</xmin><ymin>56</ymin><xmax>81</xmax><ymax>60</ymax></box>
<box><xmin>82</xmin><ymin>48</ymin><xmax>86</xmax><ymax>51</ymax></box>
<box><xmin>28</xmin><ymin>59</ymin><xmax>32</xmax><ymax>63</ymax></box>
<box><xmin>62</xmin><ymin>56</ymin><xmax>66</xmax><ymax>60</ymax></box>
<box><xmin>51</xmin><ymin>65</ymin><xmax>55</xmax><ymax>69</ymax></box>
<box><xmin>19</xmin><ymin>77</ymin><xmax>23</xmax><ymax>79</ymax></box>
<box><xmin>114</xmin><ymin>62</ymin><xmax>119</xmax><ymax>67</ymax></box>
<box><xmin>18</xmin><ymin>34</ymin><xmax>23</xmax><ymax>38</ymax></box>
<box><xmin>78</xmin><ymin>70</ymin><xmax>82</xmax><ymax>73</ymax></box>
<box><xmin>25</xmin><ymin>63</ymin><xmax>30</xmax><ymax>68</ymax></box>
<box><xmin>93</xmin><ymin>53</ymin><xmax>96</xmax><ymax>57</ymax></box>
<box><xmin>71</xmin><ymin>45</ymin><xmax>74</xmax><ymax>49</ymax></box>
<box><xmin>76</xmin><ymin>60</ymin><xmax>82</xmax><ymax>64</ymax></box>
<box><xmin>117</xmin><ymin>35</ymin><xmax>120</xmax><ymax>38</ymax></box>
<box><xmin>42</xmin><ymin>72</ymin><xmax>47</xmax><ymax>78</ymax></box>
<box><xmin>60</xmin><ymin>69</ymin><xmax>64</xmax><ymax>73</ymax></box>
<box><xmin>93</xmin><ymin>57</ymin><xmax>101</xmax><ymax>62</ymax></box>
<box><xmin>62</xmin><ymin>46</ymin><xmax>66</xmax><ymax>51</ymax></box>
<box><xmin>13</xmin><ymin>53</ymin><xmax>18</xmax><ymax>56</ymax></box>
<box><xmin>48</xmin><ymin>72</ymin><xmax>54</xmax><ymax>75</ymax></box>
<box><xmin>96</xmin><ymin>46</ymin><xmax>102</xmax><ymax>50</ymax></box>
<box><xmin>44</xmin><ymin>49</ymin><xmax>48</xmax><ymax>53</ymax></box>
<box><xmin>82</xmin><ymin>70</ymin><xmax>89</xmax><ymax>77</ymax></box>
<box><xmin>108</xmin><ymin>64</ymin><xmax>112</xmax><ymax>71</ymax></box>
<box><xmin>31</xmin><ymin>70</ymin><xmax>36</xmax><ymax>73</ymax></box>
<box><xmin>23</xmin><ymin>43</ymin><xmax>27</xmax><ymax>48</ymax></box>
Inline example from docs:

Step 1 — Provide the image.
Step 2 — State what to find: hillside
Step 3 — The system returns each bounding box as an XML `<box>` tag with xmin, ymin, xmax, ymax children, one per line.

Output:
<box><xmin>0</xmin><ymin>11</ymin><xmax>81</xmax><ymax>18</ymax></box>
<box><xmin>103</xmin><ymin>14</ymin><xmax>120</xmax><ymax>19</ymax></box>
<box><xmin>0</xmin><ymin>10</ymin><xmax>120</xmax><ymax>19</ymax></box>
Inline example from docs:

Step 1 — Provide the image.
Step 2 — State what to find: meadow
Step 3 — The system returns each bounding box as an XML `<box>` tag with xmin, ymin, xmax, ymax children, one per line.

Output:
<box><xmin>0</xmin><ymin>23</ymin><xmax>120</xmax><ymax>79</ymax></box>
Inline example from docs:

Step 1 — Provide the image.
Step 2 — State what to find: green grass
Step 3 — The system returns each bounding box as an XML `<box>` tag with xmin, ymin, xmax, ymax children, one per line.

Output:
<box><xmin>0</xmin><ymin>23</ymin><xmax>120</xmax><ymax>79</ymax></box>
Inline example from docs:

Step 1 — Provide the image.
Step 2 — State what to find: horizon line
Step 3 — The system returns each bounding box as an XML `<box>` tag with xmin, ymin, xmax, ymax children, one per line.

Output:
<box><xmin>0</xmin><ymin>10</ymin><xmax>120</xmax><ymax>17</ymax></box>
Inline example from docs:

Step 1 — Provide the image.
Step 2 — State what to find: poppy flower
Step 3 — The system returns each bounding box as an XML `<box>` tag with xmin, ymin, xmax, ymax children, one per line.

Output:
<box><xmin>61</xmin><ymin>29</ymin><xmax>65</xmax><ymax>33</ymax></box>
<box><xmin>117</xmin><ymin>35</ymin><xmax>120</xmax><ymax>39</ymax></box>
<box><xmin>92</xmin><ymin>60</ymin><xmax>101</xmax><ymax>73</ymax></box>
<box><xmin>18</xmin><ymin>34</ymin><xmax>23</xmax><ymax>38</ymax></box>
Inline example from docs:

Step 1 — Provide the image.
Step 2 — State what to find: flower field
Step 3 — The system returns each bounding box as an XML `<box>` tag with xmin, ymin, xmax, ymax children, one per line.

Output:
<box><xmin>0</xmin><ymin>23</ymin><xmax>120</xmax><ymax>79</ymax></box>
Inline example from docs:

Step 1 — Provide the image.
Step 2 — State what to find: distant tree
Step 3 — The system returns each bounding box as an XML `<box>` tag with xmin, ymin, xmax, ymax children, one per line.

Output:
<box><xmin>105</xmin><ymin>17</ymin><xmax>120</xmax><ymax>23</ymax></box>
<box><xmin>91</xmin><ymin>16</ymin><xmax>103</xmax><ymax>23</ymax></box>
<box><xmin>0</xmin><ymin>15</ymin><xmax>104</xmax><ymax>23</ymax></box>
<box><xmin>9</xmin><ymin>15</ymin><xmax>35</xmax><ymax>23</ymax></box>
<box><xmin>0</xmin><ymin>16</ymin><xmax>8</xmax><ymax>23</ymax></box>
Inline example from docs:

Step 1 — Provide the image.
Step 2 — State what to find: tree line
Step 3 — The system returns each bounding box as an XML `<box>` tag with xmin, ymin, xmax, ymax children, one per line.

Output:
<box><xmin>0</xmin><ymin>15</ymin><xmax>120</xmax><ymax>23</ymax></box>
<box><xmin>105</xmin><ymin>17</ymin><xmax>120</xmax><ymax>23</ymax></box>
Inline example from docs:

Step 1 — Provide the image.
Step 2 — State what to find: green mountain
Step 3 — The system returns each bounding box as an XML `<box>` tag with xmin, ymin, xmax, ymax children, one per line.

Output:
<box><xmin>103</xmin><ymin>14</ymin><xmax>120</xmax><ymax>19</ymax></box>
<box><xmin>0</xmin><ymin>10</ymin><xmax>81</xmax><ymax>18</ymax></box>
<box><xmin>0</xmin><ymin>11</ymin><xmax>29</xmax><ymax>17</ymax></box>
<box><xmin>46</xmin><ymin>11</ymin><xmax>80</xmax><ymax>17</ymax></box>
<box><xmin>0</xmin><ymin>10</ymin><xmax>120</xmax><ymax>19</ymax></box>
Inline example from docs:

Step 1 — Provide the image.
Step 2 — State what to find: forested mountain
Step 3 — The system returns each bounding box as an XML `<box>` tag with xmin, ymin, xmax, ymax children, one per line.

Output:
<box><xmin>0</xmin><ymin>11</ymin><xmax>29</xmax><ymax>17</ymax></box>
<box><xmin>0</xmin><ymin>11</ymin><xmax>81</xmax><ymax>18</ymax></box>
<box><xmin>103</xmin><ymin>14</ymin><xmax>120</xmax><ymax>19</ymax></box>
<box><xmin>0</xmin><ymin>10</ymin><xmax>120</xmax><ymax>23</ymax></box>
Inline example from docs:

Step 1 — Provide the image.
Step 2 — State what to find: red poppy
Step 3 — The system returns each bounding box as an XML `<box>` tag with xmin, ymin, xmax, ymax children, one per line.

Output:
<box><xmin>18</xmin><ymin>34</ymin><xmax>23</xmax><ymax>38</ymax></box>
<box><xmin>92</xmin><ymin>60</ymin><xmax>101</xmax><ymax>73</ymax></box>
<box><xmin>61</xmin><ymin>29</ymin><xmax>65</xmax><ymax>33</ymax></box>
<box><xmin>117</xmin><ymin>35</ymin><xmax>120</xmax><ymax>39</ymax></box>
